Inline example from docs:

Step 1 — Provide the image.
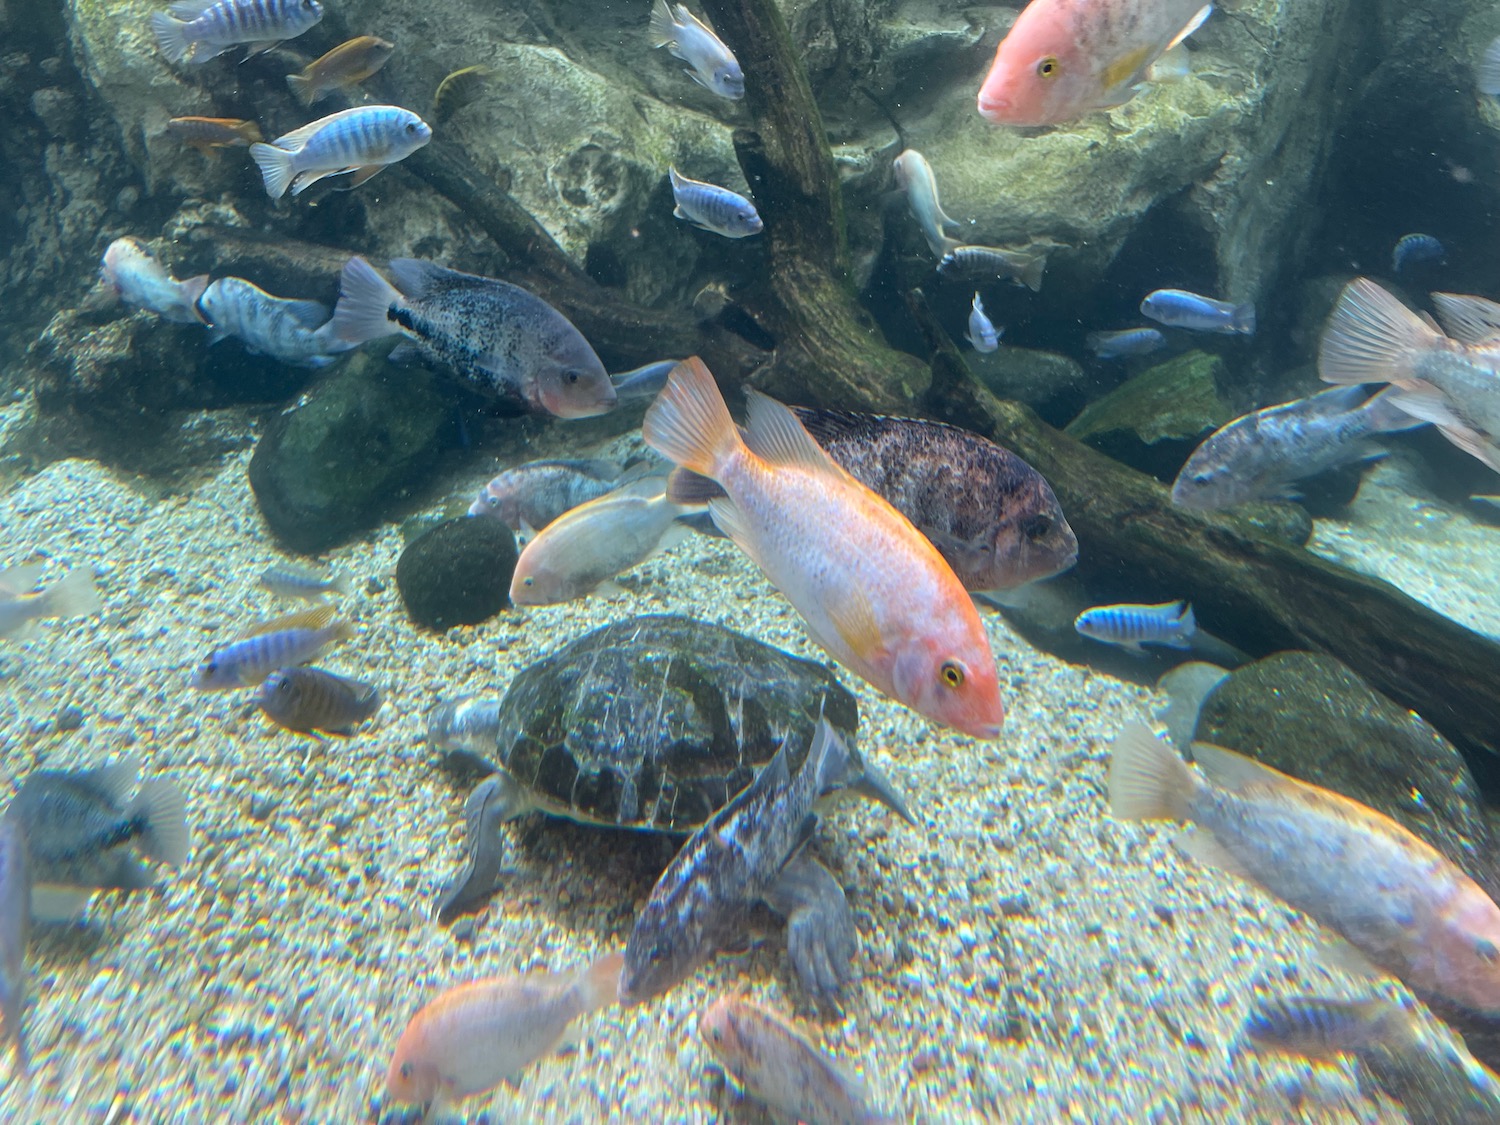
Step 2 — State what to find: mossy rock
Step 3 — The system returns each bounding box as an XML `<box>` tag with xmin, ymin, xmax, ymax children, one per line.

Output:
<box><xmin>396</xmin><ymin>517</ymin><xmax>518</xmax><ymax>631</ymax></box>
<box><xmin>968</xmin><ymin>346</ymin><xmax>1088</xmax><ymax>412</ymax></box>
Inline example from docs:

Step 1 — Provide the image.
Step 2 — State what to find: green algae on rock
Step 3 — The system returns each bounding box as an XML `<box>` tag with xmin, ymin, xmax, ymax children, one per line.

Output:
<box><xmin>396</xmin><ymin>517</ymin><xmax>518</xmax><ymax>631</ymax></box>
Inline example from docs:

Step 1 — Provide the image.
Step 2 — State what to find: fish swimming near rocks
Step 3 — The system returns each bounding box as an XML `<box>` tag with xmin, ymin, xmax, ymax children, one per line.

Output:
<box><xmin>1141</xmin><ymin>288</ymin><xmax>1255</xmax><ymax>335</ymax></box>
<box><xmin>431</xmin><ymin>65</ymin><xmax>496</xmax><ymax>124</ymax></box>
<box><xmin>892</xmin><ymin>149</ymin><xmax>962</xmax><ymax>259</ymax></box>
<box><xmin>938</xmin><ymin>244</ymin><xmax>1047</xmax><ymax>293</ymax></box>
<box><xmin>649</xmin><ymin>0</ymin><xmax>744</xmax><ymax>99</ymax></box>
<box><xmin>249</xmin><ymin>106</ymin><xmax>431</xmax><ymax>200</ymax></box>
<box><xmin>150</xmin><ymin>0</ymin><xmax>324</xmax><ymax>66</ymax></box>
<box><xmin>1086</xmin><ymin>327</ymin><xmax>1165</xmax><ymax>359</ymax></box>
<box><xmin>965</xmin><ymin>293</ymin><xmax>1001</xmax><ymax>353</ymax></box>
<box><xmin>197</xmin><ymin>277</ymin><xmax>350</xmax><ymax>367</ymax></box>
<box><xmin>1171</xmin><ymin>386</ymin><xmax>1424</xmax><ymax>511</ymax></box>
<box><xmin>669</xmin><ymin>168</ymin><xmax>763</xmax><ymax>238</ymax></box>
<box><xmin>98</xmin><ymin>237</ymin><xmax>208</xmax><ymax>325</ymax></box>
<box><xmin>9</xmin><ymin>758</ymin><xmax>189</xmax><ymax>922</ymax></box>
<box><xmin>468</xmin><ymin>459</ymin><xmax>631</xmax><ymax>531</ymax></box>
<box><xmin>254</xmin><ymin>667</ymin><xmax>381</xmax><ymax>738</ymax></box>
<box><xmin>1392</xmin><ymin>233</ymin><xmax>1445</xmax><ymax>274</ymax></box>
<box><xmin>1319</xmin><ymin>277</ymin><xmax>1500</xmax><ymax>473</ymax></box>
<box><xmin>791</xmin><ymin>408</ymin><xmax>1077</xmax><ymax>593</ymax></box>
<box><xmin>384</xmin><ymin>952</ymin><xmax>623</xmax><ymax>1114</ymax></box>
<box><xmin>643</xmin><ymin>358</ymin><xmax>1004</xmax><ymax>738</ymax></box>
<box><xmin>1109</xmin><ymin>723</ymin><xmax>1500</xmax><ymax>1016</ymax></box>
<box><xmin>325</xmin><ymin>256</ymin><xmax>617</xmax><ymax>419</ymax></box>
<box><xmin>0</xmin><ymin>815</ymin><xmax>29</xmax><ymax>1075</ymax></box>
<box><xmin>258</xmin><ymin>563</ymin><xmax>350</xmax><ymax>601</ymax></box>
<box><xmin>977</xmin><ymin>0</ymin><xmax>1212</xmax><ymax>126</ymax></box>
<box><xmin>0</xmin><ymin>564</ymin><xmax>101</xmax><ymax>640</ymax></box>
<box><xmin>1075</xmin><ymin>601</ymin><xmax>1195</xmax><ymax>652</ymax></box>
<box><xmin>190</xmin><ymin>605</ymin><xmax>352</xmax><ymax>690</ymax></box>
<box><xmin>166</xmin><ymin>116</ymin><xmax>264</xmax><ymax>156</ymax></box>
<box><xmin>285</xmin><ymin>36</ymin><xmax>394</xmax><ymax>106</ymax></box>
<box><xmin>700</xmin><ymin>996</ymin><xmax>891</xmax><ymax>1125</ymax></box>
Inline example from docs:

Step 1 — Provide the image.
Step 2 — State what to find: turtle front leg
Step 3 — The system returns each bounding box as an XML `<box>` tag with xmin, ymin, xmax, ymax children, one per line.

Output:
<box><xmin>764</xmin><ymin>853</ymin><xmax>856</xmax><ymax>998</ymax></box>
<box><xmin>433</xmin><ymin>773</ymin><xmax>534</xmax><ymax>925</ymax></box>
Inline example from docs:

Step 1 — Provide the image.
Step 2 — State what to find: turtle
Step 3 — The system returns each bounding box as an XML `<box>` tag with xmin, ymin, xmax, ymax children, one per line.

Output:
<box><xmin>426</xmin><ymin>614</ymin><xmax>913</xmax><ymax>999</ymax></box>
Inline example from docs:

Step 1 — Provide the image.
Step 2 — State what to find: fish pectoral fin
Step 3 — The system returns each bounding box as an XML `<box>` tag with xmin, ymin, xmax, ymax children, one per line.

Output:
<box><xmin>1170</xmin><ymin>827</ymin><xmax>1253</xmax><ymax>881</ymax></box>
<box><xmin>1188</xmin><ymin>741</ymin><xmax>1298</xmax><ymax>794</ymax></box>
<box><xmin>1099</xmin><ymin>45</ymin><xmax>1159</xmax><ymax>99</ymax></box>
<box><xmin>1167</xmin><ymin>5</ymin><xmax>1214</xmax><ymax>51</ymax></box>
<box><xmin>289</xmin><ymin>168</ymin><xmax>346</xmax><ymax>197</ymax></box>
<box><xmin>706</xmin><ymin>497</ymin><xmax>754</xmax><ymax>558</ymax></box>
<box><xmin>336</xmin><ymin>164</ymin><xmax>386</xmax><ymax>191</ymax></box>
<box><xmin>826</xmin><ymin>586</ymin><xmax>885</xmax><ymax>664</ymax></box>
<box><xmin>30</xmin><ymin>885</ymin><xmax>94</xmax><ymax>923</ymax></box>
<box><xmin>239</xmin><ymin>39</ymin><xmax>282</xmax><ymax>61</ymax></box>
<box><xmin>684</xmin><ymin>69</ymin><xmax>712</xmax><ymax>91</ymax></box>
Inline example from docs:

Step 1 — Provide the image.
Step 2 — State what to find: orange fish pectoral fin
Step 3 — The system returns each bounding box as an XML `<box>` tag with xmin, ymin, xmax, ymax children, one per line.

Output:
<box><xmin>1099</xmin><ymin>44</ymin><xmax>1159</xmax><ymax>99</ymax></box>
<box><xmin>1171</xmin><ymin>827</ymin><xmax>1254</xmax><ymax>881</ymax></box>
<box><xmin>826</xmin><ymin>587</ymin><xmax>886</xmax><ymax>664</ymax></box>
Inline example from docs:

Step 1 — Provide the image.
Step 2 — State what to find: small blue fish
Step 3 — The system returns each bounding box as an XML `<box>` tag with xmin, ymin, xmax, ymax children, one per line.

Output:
<box><xmin>669</xmin><ymin>168</ymin><xmax>763</xmax><ymax>238</ymax></box>
<box><xmin>965</xmin><ymin>293</ymin><xmax>1000</xmax><ymax>353</ymax></box>
<box><xmin>610</xmin><ymin>360</ymin><xmax>681</xmax><ymax>400</ymax></box>
<box><xmin>258</xmin><ymin>564</ymin><xmax>350</xmax><ymax>600</ymax></box>
<box><xmin>190</xmin><ymin>605</ymin><xmax>352</xmax><ymax>690</ymax></box>
<box><xmin>649</xmin><ymin>0</ymin><xmax>744</xmax><ymax>99</ymax></box>
<box><xmin>1086</xmin><ymin>327</ymin><xmax>1166</xmax><ymax>359</ymax></box>
<box><xmin>1075</xmin><ymin>600</ymin><xmax>1196</xmax><ymax>652</ymax></box>
<box><xmin>249</xmin><ymin>106</ymin><xmax>432</xmax><ymax>200</ymax></box>
<box><xmin>150</xmin><ymin>0</ymin><xmax>323</xmax><ymax>66</ymax></box>
<box><xmin>198</xmin><ymin>278</ymin><xmax>350</xmax><ymax>367</ymax></box>
<box><xmin>1140</xmin><ymin>289</ymin><xmax>1255</xmax><ymax>335</ymax></box>
<box><xmin>1391</xmin><ymin>233</ymin><xmax>1445</xmax><ymax>274</ymax></box>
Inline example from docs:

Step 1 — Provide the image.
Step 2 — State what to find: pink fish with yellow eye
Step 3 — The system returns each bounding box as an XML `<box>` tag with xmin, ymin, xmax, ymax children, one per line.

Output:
<box><xmin>977</xmin><ymin>0</ymin><xmax>1212</xmax><ymax>127</ymax></box>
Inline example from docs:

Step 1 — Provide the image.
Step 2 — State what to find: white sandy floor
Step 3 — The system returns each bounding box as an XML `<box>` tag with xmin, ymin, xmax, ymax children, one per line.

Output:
<box><xmin>0</xmin><ymin>418</ymin><xmax>1442</xmax><ymax>1122</ymax></box>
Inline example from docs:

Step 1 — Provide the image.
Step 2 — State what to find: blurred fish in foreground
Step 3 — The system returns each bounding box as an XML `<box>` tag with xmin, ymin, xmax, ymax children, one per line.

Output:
<box><xmin>249</xmin><ymin>106</ymin><xmax>431</xmax><ymax>200</ymax></box>
<box><xmin>190</xmin><ymin>605</ymin><xmax>352</xmax><ymax>690</ymax></box>
<box><xmin>701</xmin><ymin>996</ymin><xmax>891</xmax><ymax>1124</ymax></box>
<box><xmin>254</xmin><ymin>667</ymin><xmax>381</xmax><ymax>738</ymax></box>
<box><xmin>197</xmin><ymin>277</ymin><xmax>349</xmax><ymax>367</ymax></box>
<box><xmin>610</xmin><ymin>359</ymin><xmax>681</xmax><ymax>401</ymax></box>
<box><xmin>939</xmin><ymin>244</ymin><xmax>1046</xmax><ymax>292</ymax></box>
<box><xmin>649</xmin><ymin>0</ymin><xmax>744</xmax><ymax>99</ymax></box>
<box><xmin>1246</xmin><ymin>995</ymin><xmax>1500</xmax><ymax>1125</ymax></box>
<box><xmin>1075</xmin><ymin>600</ymin><xmax>1195</xmax><ymax>652</ymax></box>
<box><xmin>965</xmin><ymin>293</ymin><xmax>1001</xmax><ymax>353</ymax></box>
<box><xmin>0</xmin><ymin>815</ymin><xmax>28</xmax><ymax>1075</ymax></box>
<box><xmin>166</xmin><ymin>116</ymin><xmax>263</xmax><ymax>156</ymax></box>
<box><xmin>0</xmin><ymin>564</ymin><xmax>100</xmax><ymax>640</ymax></box>
<box><xmin>10</xmin><ymin>758</ymin><xmax>189</xmax><ymax>922</ymax></box>
<box><xmin>643</xmin><ymin>358</ymin><xmax>1003</xmax><ymax>737</ymax></box>
<box><xmin>259</xmin><ymin>563</ymin><xmax>349</xmax><ymax>601</ymax></box>
<box><xmin>431</xmin><ymin>65</ymin><xmax>496</xmax><ymax>124</ymax></box>
<box><xmin>669</xmin><ymin>168</ymin><xmax>763</xmax><ymax>238</ymax></box>
<box><xmin>98</xmin><ymin>237</ymin><xmax>208</xmax><ymax>325</ymax></box>
<box><xmin>384</xmin><ymin>952</ymin><xmax>623</xmax><ymax>1113</ymax></box>
<box><xmin>1171</xmin><ymin>386</ymin><xmax>1424</xmax><ymax>511</ymax></box>
<box><xmin>150</xmin><ymin>0</ymin><xmax>324</xmax><ymax>66</ymax></box>
<box><xmin>1319</xmin><ymin>277</ymin><xmax>1500</xmax><ymax>472</ymax></box>
<box><xmin>1141</xmin><ymin>288</ymin><xmax>1256</xmax><ymax>335</ymax></box>
<box><xmin>1110</xmin><ymin>724</ymin><xmax>1500</xmax><ymax>1015</ymax></box>
<box><xmin>1392</xmin><ymin>233</ymin><xmax>1444</xmax><ymax>274</ymax></box>
<box><xmin>1086</xmin><ymin>327</ymin><xmax>1165</xmax><ymax>359</ymax></box>
<box><xmin>892</xmin><ymin>149</ymin><xmax>962</xmax><ymax>259</ymax></box>
<box><xmin>285</xmin><ymin>36</ymin><xmax>394</xmax><ymax>106</ymax></box>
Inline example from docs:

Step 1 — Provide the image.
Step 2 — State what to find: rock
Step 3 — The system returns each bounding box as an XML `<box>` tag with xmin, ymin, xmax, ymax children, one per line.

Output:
<box><xmin>1065</xmin><ymin>351</ymin><xmax>1235</xmax><ymax>481</ymax></box>
<box><xmin>967</xmin><ymin>345</ymin><xmax>1088</xmax><ymax>413</ymax></box>
<box><xmin>248</xmin><ymin>354</ymin><xmax>460</xmax><ymax>553</ymax></box>
<box><xmin>396</xmin><ymin>517</ymin><xmax>517</xmax><ymax>631</ymax></box>
<box><xmin>1194</xmin><ymin>651</ymin><xmax>1499</xmax><ymax>897</ymax></box>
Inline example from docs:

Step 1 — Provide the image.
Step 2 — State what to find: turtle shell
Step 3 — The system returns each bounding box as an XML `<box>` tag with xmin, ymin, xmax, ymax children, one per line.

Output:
<box><xmin>492</xmin><ymin>615</ymin><xmax>858</xmax><ymax>832</ymax></box>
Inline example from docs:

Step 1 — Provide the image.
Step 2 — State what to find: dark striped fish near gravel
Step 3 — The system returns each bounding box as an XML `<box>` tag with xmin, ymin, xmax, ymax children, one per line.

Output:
<box><xmin>248</xmin><ymin>106</ymin><xmax>431</xmax><ymax>200</ymax></box>
<box><xmin>669</xmin><ymin>168</ymin><xmax>763</xmax><ymax>238</ymax></box>
<box><xmin>197</xmin><ymin>277</ymin><xmax>350</xmax><ymax>367</ymax></box>
<box><xmin>0</xmin><ymin>815</ymin><xmax>28</xmax><ymax>1076</ymax></box>
<box><xmin>253</xmin><ymin>667</ymin><xmax>381</xmax><ymax>738</ymax></box>
<box><xmin>1074</xmin><ymin>600</ymin><xmax>1195</xmax><ymax>652</ymax></box>
<box><xmin>190</xmin><ymin>605</ymin><xmax>352</xmax><ymax>690</ymax></box>
<box><xmin>150</xmin><ymin>0</ymin><xmax>324</xmax><ymax>66</ymax></box>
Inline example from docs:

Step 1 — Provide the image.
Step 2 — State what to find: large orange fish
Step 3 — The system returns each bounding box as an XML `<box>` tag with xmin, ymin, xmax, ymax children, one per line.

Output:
<box><xmin>642</xmin><ymin>358</ymin><xmax>1004</xmax><ymax>739</ymax></box>
<box><xmin>977</xmin><ymin>0</ymin><xmax>1212</xmax><ymax>127</ymax></box>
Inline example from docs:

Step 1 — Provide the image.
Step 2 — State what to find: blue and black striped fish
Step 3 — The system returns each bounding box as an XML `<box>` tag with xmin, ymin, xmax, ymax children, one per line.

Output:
<box><xmin>1074</xmin><ymin>600</ymin><xmax>1196</xmax><ymax>652</ymax></box>
<box><xmin>150</xmin><ymin>0</ymin><xmax>323</xmax><ymax>66</ymax></box>
<box><xmin>190</xmin><ymin>605</ymin><xmax>352</xmax><ymax>690</ymax></box>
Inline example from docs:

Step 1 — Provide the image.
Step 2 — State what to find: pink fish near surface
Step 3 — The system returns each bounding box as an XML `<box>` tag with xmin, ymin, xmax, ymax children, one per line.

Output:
<box><xmin>978</xmin><ymin>0</ymin><xmax>1212</xmax><ymax>126</ymax></box>
<box><xmin>642</xmin><ymin>358</ymin><xmax>1003</xmax><ymax>739</ymax></box>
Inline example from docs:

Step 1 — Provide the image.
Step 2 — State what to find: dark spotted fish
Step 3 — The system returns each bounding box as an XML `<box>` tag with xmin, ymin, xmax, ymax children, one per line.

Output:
<box><xmin>791</xmin><ymin>408</ymin><xmax>1077</xmax><ymax>592</ymax></box>
<box><xmin>254</xmin><ymin>666</ymin><xmax>381</xmax><ymax>737</ymax></box>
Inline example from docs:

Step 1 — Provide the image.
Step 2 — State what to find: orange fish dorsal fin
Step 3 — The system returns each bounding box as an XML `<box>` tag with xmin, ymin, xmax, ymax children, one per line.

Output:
<box><xmin>244</xmin><ymin>604</ymin><xmax>338</xmax><ymax>638</ymax></box>
<box><xmin>1187</xmin><ymin>742</ymin><xmax>1297</xmax><ymax>793</ymax></box>
<box><xmin>741</xmin><ymin>390</ymin><xmax>846</xmax><ymax>477</ymax></box>
<box><xmin>826</xmin><ymin>586</ymin><xmax>886</xmax><ymax>662</ymax></box>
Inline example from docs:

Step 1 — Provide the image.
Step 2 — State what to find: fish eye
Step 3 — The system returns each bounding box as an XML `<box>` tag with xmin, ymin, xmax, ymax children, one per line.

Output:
<box><xmin>405</xmin><ymin>122</ymin><xmax>418</xmax><ymax>134</ymax></box>
<box><xmin>1478</xmin><ymin>938</ymin><xmax>1499</xmax><ymax>961</ymax></box>
<box><xmin>277</xmin><ymin>678</ymin><xmax>293</xmax><ymax>693</ymax></box>
<box><xmin>940</xmin><ymin>662</ymin><xmax>965</xmax><ymax>688</ymax></box>
<box><xmin>399</xmin><ymin>1062</ymin><xmax>413</xmax><ymax>1079</ymax></box>
<box><xmin>202</xmin><ymin>661</ymin><xmax>218</xmax><ymax>676</ymax></box>
<box><xmin>522</xmin><ymin>577</ymin><xmax>534</xmax><ymax>587</ymax></box>
<box><xmin>566</xmin><ymin>370</ymin><xmax>580</xmax><ymax>384</ymax></box>
<box><xmin>1021</xmin><ymin>514</ymin><xmax>1053</xmax><ymax>540</ymax></box>
<box><xmin>1037</xmin><ymin>56</ymin><xmax>1060</xmax><ymax>79</ymax></box>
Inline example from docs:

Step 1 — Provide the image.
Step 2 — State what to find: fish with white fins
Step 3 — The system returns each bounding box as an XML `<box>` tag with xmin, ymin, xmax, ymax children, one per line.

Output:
<box><xmin>9</xmin><ymin>758</ymin><xmax>190</xmax><ymax>922</ymax></box>
<box><xmin>248</xmin><ymin>106</ymin><xmax>431</xmax><ymax>200</ymax></box>
<box><xmin>1141</xmin><ymin>289</ymin><xmax>1256</xmax><ymax>335</ymax></box>
<box><xmin>669</xmin><ymin>168</ymin><xmax>763</xmax><ymax>238</ymax></box>
<box><xmin>258</xmin><ymin>563</ymin><xmax>350</xmax><ymax>601</ymax></box>
<box><xmin>383</xmin><ymin>952</ymin><xmax>623</xmax><ymax>1114</ymax></box>
<box><xmin>189</xmin><ymin>605</ymin><xmax>353</xmax><ymax>690</ymax></box>
<box><xmin>150</xmin><ymin>0</ymin><xmax>324</xmax><ymax>66</ymax></box>
<box><xmin>965</xmin><ymin>293</ymin><xmax>1001</xmax><ymax>353</ymax></box>
<box><xmin>324</xmin><ymin>256</ymin><xmax>617</xmax><ymax>418</ymax></box>
<box><xmin>938</xmin><ymin>245</ymin><xmax>1047</xmax><ymax>293</ymax></box>
<box><xmin>1246</xmin><ymin>995</ymin><xmax>1500</xmax><ymax>1124</ymax></box>
<box><xmin>1086</xmin><ymin>327</ymin><xmax>1165</xmax><ymax>359</ymax></box>
<box><xmin>0</xmin><ymin>815</ymin><xmax>28</xmax><ymax>1075</ymax></box>
<box><xmin>1319</xmin><ymin>277</ymin><xmax>1500</xmax><ymax>473</ymax></box>
<box><xmin>649</xmin><ymin>0</ymin><xmax>744</xmax><ymax>99</ymax></box>
<box><xmin>509</xmin><ymin>478</ymin><xmax>689</xmax><ymax>606</ymax></box>
<box><xmin>98</xmin><ymin>237</ymin><xmax>208</xmax><ymax>325</ymax></box>
<box><xmin>0</xmin><ymin>564</ymin><xmax>101</xmax><ymax>640</ymax></box>
<box><xmin>1109</xmin><ymin>723</ymin><xmax>1500</xmax><ymax>1015</ymax></box>
<box><xmin>892</xmin><ymin>150</ymin><xmax>962</xmax><ymax>259</ymax></box>
<box><xmin>1171</xmin><ymin>386</ymin><xmax>1425</xmax><ymax>511</ymax></box>
<box><xmin>197</xmin><ymin>277</ymin><xmax>351</xmax><ymax>368</ymax></box>
<box><xmin>1074</xmin><ymin>600</ymin><xmax>1195</xmax><ymax>653</ymax></box>
<box><xmin>700</xmin><ymin>997</ymin><xmax>893</xmax><ymax>1125</ymax></box>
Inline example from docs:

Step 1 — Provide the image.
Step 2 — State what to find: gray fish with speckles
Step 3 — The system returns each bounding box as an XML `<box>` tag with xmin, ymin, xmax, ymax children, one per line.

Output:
<box><xmin>468</xmin><ymin>459</ymin><xmax>627</xmax><ymax>531</ymax></box>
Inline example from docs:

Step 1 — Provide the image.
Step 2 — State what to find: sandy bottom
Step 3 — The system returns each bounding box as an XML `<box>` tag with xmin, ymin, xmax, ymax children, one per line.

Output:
<box><xmin>0</xmin><ymin>418</ymin><xmax>1449</xmax><ymax>1122</ymax></box>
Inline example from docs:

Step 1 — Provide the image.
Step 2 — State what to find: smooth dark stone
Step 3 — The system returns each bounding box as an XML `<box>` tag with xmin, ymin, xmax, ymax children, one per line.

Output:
<box><xmin>396</xmin><ymin>517</ymin><xmax>517</xmax><ymax>631</ymax></box>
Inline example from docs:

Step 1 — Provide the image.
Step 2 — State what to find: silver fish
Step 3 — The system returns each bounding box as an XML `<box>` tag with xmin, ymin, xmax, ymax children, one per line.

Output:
<box><xmin>938</xmin><ymin>244</ymin><xmax>1047</xmax><ymax>293</ymax></box>
<box><xmin>0</xmin><ymin>815</ymin><xmax>28</xmax><ymax>1075</ymax></box>
<box><xmin>99</xmin><ymin>237</ymin><xmax>208</xmax><ymax>325</ymax></box>
<box><xmin>150</xmin><ymin>0</ymin><xmax>324</xmax><ymax>66</ymax></box>
<box><xmin>258</xmin><ymin>563</ymin><xmax>350</xmax><ymax>600</ymax></box>
<box><xmin>1171</xmin><ymin>386</ymin><xmax>1423</xmax><ymax>511</ymax></box>
<box><xmin>324</xmin><ymin>257</ymin><xmax>617</xmax><ymax>419</ymax></box>
<box><xmin>649</xmin><ymin>0</ymin><xmax>744</xmax><ymax>99</ymax></box>
<box><xmin>669</xmin><ymin>168</ymin><xmax>763</xmax><ymax>238</ymax></box>
<box><xmin>1140</xmin><ymin>289</ymin><xmax>1255</xmax><ymax>335</ymax></box>
<box><xmin>1074</xmin><ymin>600</ymin><xmax>1195</xmax><ymax>652</ymax></box>
<box><xmin>610</xmin><ymin>359</ymin><xmax>681</xmax><ymax>400</ymax></box>
<box><xmin>892</xmin><ymin>150</ymin><xmax>961</xmax><ymax>259</ymax></box>
<box><xmin>198</xmin><ymin>277</ymin><xmax>349</xmax><ymax>367</ymax></box>
<box><xmin>468</xmin><ymin>459</ymin><xmax>626</xmax><ymax>531</ymax></box>
<box><xmin>190</xmin><ymin>605</ymin><xmax>352</xmax><ymax>690</ymax></box>
<box><xmin>965</xmin><ymin>293</ymin><xmax>1000</xmax><ymax>353</ymax></box>
<box><xmin>1086</xmin><ymin>327</ymin><xmax>1166</xmax><ymax>359</ymax></box>
<box><xmin>0</xmin><ymin>565</ymin><xmax>101</xmax><ymax>640</ymax></box>
<box><xmin>249</xmin><ymin>106</ymin><xmax>431</xmax><ymax>200</ymax></box>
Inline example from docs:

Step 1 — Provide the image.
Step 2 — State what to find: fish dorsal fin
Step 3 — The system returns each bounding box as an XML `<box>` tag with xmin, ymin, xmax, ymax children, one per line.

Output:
<box><xmin>1431</xmin><ymin>293</ymin><xmax>1500</xmax><ymax>346</ymax></box>
<box><xmin>826</xmin><ymin>585</ymin><xmax>886</xmax><ymax>663</ymax></box>
<box><xmin>742</xmin><ymin>390</ymin><xmax>844</xmax><ymax>475</ymax></box>
<box><xmin>787</xmin><ymin>406</ymin><xmax>886</xmax><ymax>448</ymax></box>
<box><xmin>1302</xmin><ymin>385</ymin><xmax>1372</xmax><ymax>415</ymax></box>
<box><xmin>388</xmin><ymin>258</ymin><xmax>457</xmax><ymax>299</ymax></box>
<box><xmin>269</xmin><ymin>114</ymin><xmax>346</xmax><ymax>152</ymax></box>
<box><xmin>677</xmin><ymin>5</ymin><xmax>721</xmax><ymax>38</ymax></box>
<box><xmin>89</xmin><ymin>757</ymin><xmax>142</xmax><ymax>806</ymax></box>
<box><xmin>168</xmin><ymin>0</ymin><xmax>217</xmax><ymax>18</ymax></box>
<box><xmin>1188</xmin><ymin>742</ymin><xmax>1297</xmax><ymax>793</ymax></box>
<box><xmin>1166</xmin><ymin>5</ymin><xmax>1213</xmax><ymax>52</ymax></box>
<box><xmin>751</xmin><ymin>736</ymin><xmax>794</xmax><ymax>797</ymax></box>
<box><xmin>284</xmin><ymin>299</ymin><xmax>331</xmax><ymax>330</ymax></box>
<box><xmin>0</xmin><ymin>563</ymin><xmax>46</xmax><ymax>596</ymax></box>
<box><xmin>244</xmin><ymin>604</ymin><xmax>338</xmax><ymax>638</ymax></box>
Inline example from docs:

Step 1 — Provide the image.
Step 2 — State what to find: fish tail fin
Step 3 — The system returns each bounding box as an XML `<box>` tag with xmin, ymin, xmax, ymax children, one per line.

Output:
<box><xmin>1175</xmin><ymin>601</ymin><xmax>1196</xmax><ymax>638</ymax></box>
<box><xmin>128</xmin><ymin>779</ymin><xmax>191</xmax><ymax>867</ymax></box>
<box><xmin>1244</xmin><ymin>996</ymin><xmax>1396</xmax><ymax>1058</ymax></box>
<box><xmin>149</xmin><ymin>13</ymin><xmax>192</xmax><ymax>66</ymax></box>
<box><xmin>1108</xmin><ymin>722</ymin><xmax>1198</xmax><ymax>821</ymax></box>
<box><xmin>285</xmin><ymin>72</ymin><xmax>314</xmax><ymax>106</ymax></box>
<box><xmin>42</xmin><ymin>568</ymin><xmax>101</xmax><ymax>622</ymax></box>
<box><xmin>248</xmin><ymin>142</ymin><xmax>297</xmax><ymax>200</ymax></box>
<box><xmin>329</xmin><ymin>573</ymin><xmax>352</xmax><ymax>596</ymax></box>
<box><xmin>576</xmin><ymin>951</ymin><xmax>625</xmax><ymax>1011</ymax></box>
<box><xmin>1018</xmin><ymin>254</ymin><xmax>1046</xmax><ymax>293</ymax></box>
<box><xmin>648</xmin><ymin>0</ymin><xmax>677</xmax><ymax>46</ymax></box>
<box><xmin>179</xmin><ymin>274</ymin><xmax>210</xmax><ymax>322</ymax></box>
<box><xmin>326</xmin><ymin>257</ymin><xmax>404</xmax><ymax>347</ymax></box>
<box><xmin>1232</xmin><ymin>302</ymin><xmax>1256</xmax><ymax>335</ymax></box>
<box><xmin>642</xmin><ymin>358</ymin><xmax>743</xmax><ymax>480</ymax></box>
<box><xmin>1361</xmin><ymin>387</ymin><xmax>1428</xmax><ymax>434</ymax></box>
<box><xmin>1319</xmin><ymin>278</ymin><xmax>1441</xmax><ymax>387</ymax></box>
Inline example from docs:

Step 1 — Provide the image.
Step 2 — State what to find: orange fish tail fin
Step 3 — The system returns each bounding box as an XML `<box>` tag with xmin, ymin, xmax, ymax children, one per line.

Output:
<box><xmin>1319</xmin><ymin>278</ymin><xmax>1441</xmax><ymax>387</ymax></box>
<box><xmin>1108</xmin><ymin>722</ymin><xmax>1197</xmax><ymax>821</ymax></box>
<box><xmin>576</xmin><ymin>951</ymin><xmax>625</xmax><ymax>1012</ymax></box>
<box><xmin>642</xmin><ymin>358</ymin><xmax>743</xmax><ymax>478</ymax></box>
